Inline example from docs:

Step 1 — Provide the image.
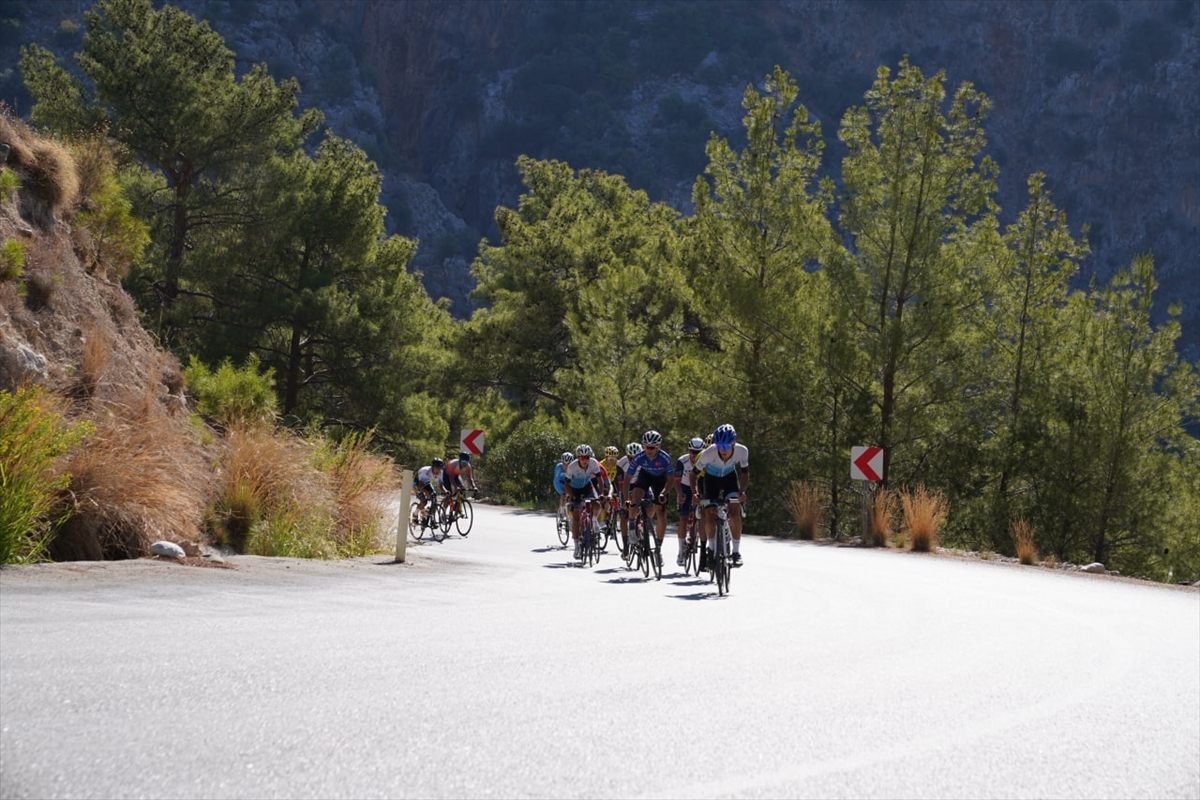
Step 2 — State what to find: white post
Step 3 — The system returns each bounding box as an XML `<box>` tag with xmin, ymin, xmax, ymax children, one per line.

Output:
<box><xmin>396</xmin><ymin>469</ymin><xmax>413</xmax><ymax>563</ymax></box>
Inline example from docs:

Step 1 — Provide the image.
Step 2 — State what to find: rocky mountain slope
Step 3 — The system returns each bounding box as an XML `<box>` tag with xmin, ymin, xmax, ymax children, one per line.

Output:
<box><xmin>4</xmin><ymin>0</ymin><xmax>1196</xmax><ymax>356</ymax></box>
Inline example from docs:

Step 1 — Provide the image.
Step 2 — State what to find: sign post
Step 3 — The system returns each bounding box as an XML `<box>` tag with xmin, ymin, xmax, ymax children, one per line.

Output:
<box><xmin>460</xmin><ymin>429</ymin><xmax>484</xmax><ymax>455</ymax></box>
<box><xmin>395</xmin><ymin>468</ymin><xmax>413</xmax><ymax>563</ymax></box>
<box><xmin>851</xmin><ymin>447</ymin><xmax>884</xmax><ymax>545</ymax></box>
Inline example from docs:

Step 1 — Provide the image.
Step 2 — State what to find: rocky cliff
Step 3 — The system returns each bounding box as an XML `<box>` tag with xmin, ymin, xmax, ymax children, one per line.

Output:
<box><xmin>4</xmin><ymin>0</ymin><xmax>1196</xmax><ymax>355</ymax></box>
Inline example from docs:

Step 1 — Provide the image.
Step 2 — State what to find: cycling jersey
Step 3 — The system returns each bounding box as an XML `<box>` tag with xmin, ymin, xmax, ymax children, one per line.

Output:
<box><xmin>629</xmin><ymin>449</ymin><xmax>673</xmax><ymax>481</ymax></box>
<box><xmin>415</xmin><ymin>465</ymin><xmax>439</xmax><ymax>486</ymax></box>
<box><xmin>616</xmin><ymin>455</ymin><xmax>632</xmax><ymax>483</ymax></box>
<box><xmin>442</xmin><ymin>458</ymin><xmax>473</xmax><ymax>490</ymax></box>
<box><xmin>564</xmin><ymin>457</ymin><xmax>601</xmax><ymax>489</ymax></box>
<box><xmin>600</xmin><ymin>457</ymin><xmax>620</xmax><ymax>484</ymax></box>
<box><xmin>553</xmin><ymin>461</ymin><xmax>568</xmax><ymax>494</ymax></box>
<box><xmin>694</xmin><ymin>443</ymin><xmax>749</xmax><ymax>478</ymax></box>
<box><xmin>674</xmin><ymin>453</ymin><xmax>698</xmax><ymax>485</ymax></box>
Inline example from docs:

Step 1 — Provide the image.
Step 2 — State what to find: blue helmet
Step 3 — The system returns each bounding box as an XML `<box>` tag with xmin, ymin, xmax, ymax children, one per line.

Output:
<box><xmin>713</xmin><ymin>424</ymin><xmax>737</xmax><ymax>448</ymax></box>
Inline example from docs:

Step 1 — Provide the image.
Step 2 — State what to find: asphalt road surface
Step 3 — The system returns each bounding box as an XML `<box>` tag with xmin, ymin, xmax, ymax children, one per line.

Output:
<box><xmin>2</xmin><ymin>502</ymin><xmax>1198</xmax><ymax>799</ymax></box>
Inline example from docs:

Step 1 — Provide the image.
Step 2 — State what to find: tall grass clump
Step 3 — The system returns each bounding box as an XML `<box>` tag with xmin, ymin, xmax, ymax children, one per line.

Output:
<box><xmin>1</xmin><ymin>239</ymin><xmax>25</xmax><ymax>281</ymax></box>
<box><xmin>54</xmin><ymin>393</ymin><xmax>208</xmax><ymax>560</ymax></box>
<box><xmin>786</xmin><ymin>480</ymin><xmax>823</xmax><ymax>539</ymax></box>
<box><xmin>867</xmin><ymin>487</ymin><xmax>895</xmax><ymax>547</ymax></box>
<box><xmin>0</xmin><ymin>386</ymin><xmax>93</xmax><ymax>563</ymax></box>
<box><xmin>901</xmin><ymin>485</ymin><xmax>949</xmax><ymax>552</ymax></box>
<box><xmin>210</xmin><ymin>425</ymin><xmax>337</xmax><ymax>558</ymax></box>
<box><xmin>310</xmin><ymin>428</ymin><xmax>399</xmax><ymax>556</ymax></box>
<box><xmin>1011</xmin><ymin>516</ymin><xmax>1039</xmax><ymax>564</ymax></box>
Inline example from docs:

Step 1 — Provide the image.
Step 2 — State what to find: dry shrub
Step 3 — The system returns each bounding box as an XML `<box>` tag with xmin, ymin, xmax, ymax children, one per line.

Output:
<box><xmin>78</xmin><ymin>325</ymin><xmax>112</xmax><ymax>398</ymax></box>
<box><xmin>212</xmin><ymin>424</ymin><xmax>337</xmax><ymax>557</ymax></box>
<box><xmin>867</xmin><ymin>487</ymin><xmax>895</xmax><ymax>547</ymax></box>
<box><xmin>1011</xmin><ymin>517</ymin><xmax>1039</xmax><ymax>565</ymax></box>
<box><xmin>1043</xmin><ymin>554</ymin><xmax>1059</xmax><ymax>569</ymax></box>
<box><xmin>785</xmin><ymin>480</ymin><xmax>823</xmax><ymax>539</ymax></box>
<box><xmin>900</xmin><ymin>485</ymin><xmax>948</xmax><ymax>552</ymax></box>
<box><xmin>52</xmin><ymin>398</ymin><xmax>209</xmax><ymax>560</ymax></box>
<box><xmin>0</xmin><ymin>110</ymin><xmax>79</xmax><ymax>227</ymax></box>
<box><xmin>310</xmin><ymin>430</ymin><xmax>400</xmax><ymax>555</ymax></box>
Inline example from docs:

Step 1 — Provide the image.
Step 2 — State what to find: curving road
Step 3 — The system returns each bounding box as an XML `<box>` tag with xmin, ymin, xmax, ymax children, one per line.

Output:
<box><xmin>1</xmin><ymin>503</ymin><xmax>1198</xmax><ymax>799</ymax></box>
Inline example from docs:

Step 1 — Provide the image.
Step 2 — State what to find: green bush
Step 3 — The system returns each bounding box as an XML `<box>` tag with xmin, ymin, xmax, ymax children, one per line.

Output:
<box><xmin>183</xmin><ymin>354</ymin><xmax>277</xmax><ymax>428</ymax></box>
<box><xmin>483</xmin><ymin>418</ymin><xmax>571</xmax><ymax>506</ymax></box>
<box><xmin>0</xmin><ymin>387</ymin><xmax>93</xmax><ymax>563</ymax></box>
<box><xmin>1</xmin><ymin>238</ymin><xmax>25</xmax><ymax>281</ymax></box>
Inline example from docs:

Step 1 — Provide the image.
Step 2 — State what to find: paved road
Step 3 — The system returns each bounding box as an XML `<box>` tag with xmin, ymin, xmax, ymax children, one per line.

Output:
<box><xmin>2</xmin><ymin>503</ymin><xmax>1198</xmax><ymax>799</ymax></box>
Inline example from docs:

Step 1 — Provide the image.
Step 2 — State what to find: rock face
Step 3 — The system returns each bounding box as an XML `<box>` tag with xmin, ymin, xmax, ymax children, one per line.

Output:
<box><xmin>5</xmin><ymin>0</ymin><xmax>1196</xmax><ymax>352</ymax></box>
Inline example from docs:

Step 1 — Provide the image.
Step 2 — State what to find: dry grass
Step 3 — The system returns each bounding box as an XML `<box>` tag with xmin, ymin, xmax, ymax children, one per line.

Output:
<box><xmin>900</xmin><ymin>485</ymin><xmax>948</xmax><ymax>552</ymax></box>
<box><xmin>867</xmin><ymin>487</ymin><xmax>895</xmax><ymax>547</ymax></box>
<box><xmin>0</xmin><ymin>110</ymin><xmax>79</xmax><ymax>227</ymax></box>
<box><xmin>1011</xmin><ymin>516</ymin><xmax>1039</xmax><ymax>565</ymax></box>
<box><xmin>1043</xmin><ymin>554</ymin><xmax>1059</xmax><ymax>569</ymax></box>
<box><xmin>785</xmin><ymin>481</ymin><xmax>823</xmax><ymax>540</ymax></box>
<box><xmin>78</xmin><ymin>324</ymin><xmax>112</xmax><ymax>398</ymax></box>
<box><xmin>53</xmin><ymin>397</ymin><xmax>209</xmax><ymax>560</ymax></box>
<box><xmin>212</xmin><ymin>424</ymin><xmax>337</xmax><ymax>557</ymax></box>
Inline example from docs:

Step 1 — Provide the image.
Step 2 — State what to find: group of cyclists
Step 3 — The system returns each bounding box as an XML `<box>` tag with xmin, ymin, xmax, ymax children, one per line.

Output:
<box><xmin>410</xmin><ymin>451</ymin><xmax>479</xmax><ymax>526</ymax></box>
<box><xmin>555</xmin><ymin>424</ymin><xmax>750</xmax><ymax>573</ymax></box>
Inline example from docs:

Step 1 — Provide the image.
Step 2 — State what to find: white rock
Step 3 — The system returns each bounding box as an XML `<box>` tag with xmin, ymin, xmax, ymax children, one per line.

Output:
<box><xmin>1081</xmin><ymin>562</ymin><xmax>1106</xmax><ymax>573</ymax></box>
<box><xmin>150</xmin><ymin>541</ymin><xmax>186</xmax><ymax>559</ymax></box>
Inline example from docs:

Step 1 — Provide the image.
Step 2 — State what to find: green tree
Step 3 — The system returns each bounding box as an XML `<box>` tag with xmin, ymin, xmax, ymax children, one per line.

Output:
<box><xmin>828</xmin><ymin>58</ymin><xmax>997</xmax><ymax>489</ymax></box>
<box><xmin>21</xmin><ymin>0</ymin><xmax>320</xmax><ymax>344</ymax></box>
<box><xmin>687</xmin><ymin>66</ymin><xmax>835</xmax><ymax>524</ymax></box>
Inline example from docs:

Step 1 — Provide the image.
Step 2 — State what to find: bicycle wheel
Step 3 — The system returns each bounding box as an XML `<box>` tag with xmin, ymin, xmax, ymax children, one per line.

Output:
<box><xmin>588</xmin><ymin>518</ymin><xmax>600</xmax><ymax>566</ymax></box>
<box><xmin>439</xmin><ymin>501</ymin><xmax>454</xmax><ymax>536</ymax></box>
<box><xmin>430</xmin><ymin>506</ymin><xmax>448</xmax><ymax>542</ymax></box>
<box><xmin>638</xmin><ymin>517</ymin><xmax>651</xmax><ymax>578</ymax></box>
<box><xmin>409</xmin><ymin>501</ymin><xmax>425</xmax><ymax>541</ymax></box>
<box><xmin>715</xmin><ymin>523</ymin><xmax>728</xmax><ymax>596</ymax></box>
<box><xmin>598</xmin><ymin>512</ymin><xmax>612</xmax><ymax>552</ymax></box>
<box><xmin>556</xmin><ymin>508</ymin><xmax>569</xmax><ymax>546</ymax></box>
<box><xmin>455</xmin><ymin>498</ymin><xmax>474</xmax><ymax>537</ymax></box>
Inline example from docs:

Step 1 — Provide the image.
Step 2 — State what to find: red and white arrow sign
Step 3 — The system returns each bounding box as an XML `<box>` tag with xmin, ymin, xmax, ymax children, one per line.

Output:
<box><xmin>460</xmin><ymin>429</ymin><xmax>484</xmax><ymax>455</ymax></box>
<box><xmin>851</xmin><ymin>446</ymin><xmax>884</xmax><ymax>482</ymax></box>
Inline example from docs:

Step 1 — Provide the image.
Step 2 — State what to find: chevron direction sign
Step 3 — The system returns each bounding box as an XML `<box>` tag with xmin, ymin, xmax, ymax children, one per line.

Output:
<box><xmin>851</xmin><ymin>446</ymin><xmax>884</xmax><ymax>482</ymax></box>
<box><xmin>460</xmin><ymin>429</ymin><xmax>485</xmax><ymax>455</ymax></box>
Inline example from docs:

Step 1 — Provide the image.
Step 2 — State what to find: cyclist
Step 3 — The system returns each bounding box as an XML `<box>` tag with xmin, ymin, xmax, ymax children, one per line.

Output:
<box><xmin>598</xmin><ymin>446</ymin><xmax>621</xmax><ymax>527</ymax></box>
<box><xmin>553</xmin><ymin>451</ymin><xmax>573</xmax><ymax>519</ymax></box>
<box><xmin>674</xmin><ymin>437</ymin><xmax>704</xmax><ymax>566</ymax></box>
<box><xmin>412</xmin><ymin>458</ymin><xmax>444</xmax><ymax>524</ymax></box>
<box><xmin>441</xmin><ymin>451</ymin><xmax>479</xmax><ymax>511</ymax></box>
<box><xmin>627</xmin><ymin>430</ymin><xmax>674</xmax><ymax>565</ymax></box>
<box><xmin>615</xmin><ymin>442</ymin><xmax>641</xmax><ymax>551</ymax></box>
<box><xmin>562</xmin><ymin>444</ymin><xmax>603</xmax><ymax>559</ymax></box>
<box><xmin>693</xmin><ymin>423</ymin><xmax>749</xmax><ymax>569</ymax></box>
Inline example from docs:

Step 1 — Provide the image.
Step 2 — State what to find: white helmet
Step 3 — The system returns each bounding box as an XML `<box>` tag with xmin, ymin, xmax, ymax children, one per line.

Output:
<box><xmin>626</xmin><ymin>442</ymin><xmax>642</xmax><ymax>457</ymax></box>
<box><xmin>561</xmin><ymin>451</ymin><xmax>573</xmax><ymax>464</ymax></box>
<box><xmin>575</xmin><ymin>444</ymin><xmax>594</xmax><ymax>457</ymax></box>
<box><xmin>641</xmin><ymin>429</ymin><xmax>662</xmax><ymax>446</ymax></box>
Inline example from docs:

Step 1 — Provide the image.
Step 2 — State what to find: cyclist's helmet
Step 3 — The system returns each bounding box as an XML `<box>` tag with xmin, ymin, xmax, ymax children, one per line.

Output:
<box><xmin>641</xmin><ymin>429</ymin><xmax>662</xmax><ymax>447</ymax></box>
<box><xmin>458</xmin><ymin>452</ymin><xmax>471</xmax><ymax>463</ymax></box>
<box><xmin>604</xmin><ymin>445</ymin><xmax>619</xmax><ymax>458</ymax></box>
<box><xmin>688</xmin><ymin>437</ymin><xmax>704</xmax><ymax>451</ymax></box>
<box><xmin>713</xmin><ymin>424</ymin><xmax>737</xmax><ymax>448</ymax></box>
<box><xmin>626</xmin><ymin>442</ymin><xmax>643</xmax><ymax>457</ymax></box>
<box><xmin>561</xmin><ymin>451</ymin><xmax>573</xmax><ymax>464</ymax></box>
<box><xmin>575</xmin><ymin>444</ymin><xmax>594</xmax><ymax>458</ymax></box>
<box><xmin>431</xmin><ymin>457</ymin><xmax>444</xmax><ymax>469</ymax></box>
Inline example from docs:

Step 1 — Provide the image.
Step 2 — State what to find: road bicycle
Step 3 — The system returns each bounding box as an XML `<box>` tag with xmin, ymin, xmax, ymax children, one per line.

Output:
<box><xmin>597</xmin><ymin>494</ymin><xmax>619</xmax><ymax>552</ymax></box>
<box><xmin>625</xmin><ymin>498</ymin><xmax>662</xmax><ymax>580</ymax></box>
<box><xmin>680</xmin><ymin>508</ymin><xmax>700</xmax><ymax>576</ymax></box>
<box><xmin>409</xmin><ymin>495</ymin><xmax>448</xmax><ymax>543</ymax></box>
<box><xmin>577</xmin><ymin>499</ymin><xmax>603</xmax><ymax>567</ymax></box>
<box><xmin>441</xmin><ymin>487</ymin><xmax>475</xmax><ymax>537</ymax></box>
<box><xmin>709</xmin><ymin>500</ymin><xmax>733</xmax><ymax>596</ymax></box>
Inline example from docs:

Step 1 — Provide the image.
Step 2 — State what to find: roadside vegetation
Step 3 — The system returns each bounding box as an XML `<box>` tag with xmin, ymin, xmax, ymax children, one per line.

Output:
<box><xmin>1</xmin><ymin>0</ymin><xmax>1196</xmax><ymax>583</ymax></box>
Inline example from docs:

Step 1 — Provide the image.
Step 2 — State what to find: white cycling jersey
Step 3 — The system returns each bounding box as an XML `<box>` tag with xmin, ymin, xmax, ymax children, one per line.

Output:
<box><xmin>694</xmin><ymin>443</ymin><xmax>749</xmax><ymax>478</ymax></box>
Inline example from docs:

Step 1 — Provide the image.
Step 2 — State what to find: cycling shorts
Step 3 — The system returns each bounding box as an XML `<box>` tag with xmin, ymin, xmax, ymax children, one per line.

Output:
<box><xmin>565</xmin><ymin>483</ymin><xmax>598</xmax><ymax>509</ymax></box>
<box><xmin>631</xmin><ymin>472</ymin><xmax>668</xmax><ymax>502</ymax></box>
<box><xmin>413</xmin><ymin>483</ymin><xmax>437</xmax><ymax>502</ymax></box>
<box><xmin>700</xmin><ymin>471</ymin><xmax>741</xmax><ymax>506</ymax></box>
<box><xmin>677</xmin><ymin>484</ymin><xmax>695</xmax><ymax>517</ymax></box>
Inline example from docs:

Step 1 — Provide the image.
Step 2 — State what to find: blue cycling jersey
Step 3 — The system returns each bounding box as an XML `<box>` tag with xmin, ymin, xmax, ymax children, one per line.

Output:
<box><xmin>553</xmin><ymin>462</ymin><xmax>567</xmax><ymax>493</ymax></box>
<box><xmin>629</xmin><ymin>449</ymin><xmax>673</xmax><ymax>480</ymax></box>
